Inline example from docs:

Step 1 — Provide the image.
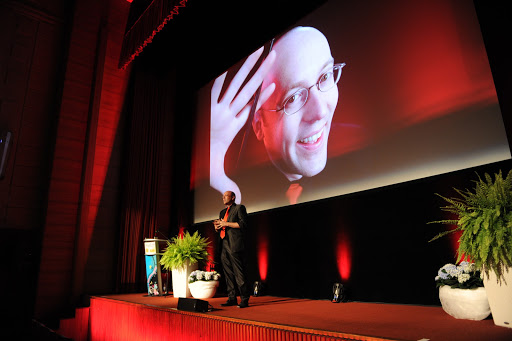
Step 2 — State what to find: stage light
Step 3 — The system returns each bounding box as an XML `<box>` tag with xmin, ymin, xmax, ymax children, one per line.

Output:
<box><xmin>253</xmin><ymin>281</ymin><xmax>263</xmax><ymax>296</ymax></box>
<box><xmin>332</xmin><ymin>283</ymin><xmax>345</xmax><ymax>303</ymax></box>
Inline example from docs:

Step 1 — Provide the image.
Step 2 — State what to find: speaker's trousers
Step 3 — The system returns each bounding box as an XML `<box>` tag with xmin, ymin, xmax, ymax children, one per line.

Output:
<box><xmin>220</xmin><ymin>243</ymin><xmax>250</xmax><ymax>303</ymax></box>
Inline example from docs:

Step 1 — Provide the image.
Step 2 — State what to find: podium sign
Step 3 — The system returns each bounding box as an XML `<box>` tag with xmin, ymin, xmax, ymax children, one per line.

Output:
<box><xmin>144</xmin><ymin>241</ymin><xmax>158</xmax><ymax>255</ymax></box>
<box><xmin>143</xmin><ymin>238</ymin><xmax>167</xmax><ymax>296</ymax></box>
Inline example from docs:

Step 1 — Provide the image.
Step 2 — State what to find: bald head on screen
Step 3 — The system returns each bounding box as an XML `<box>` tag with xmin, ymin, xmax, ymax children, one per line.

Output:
<box><xmin>210</xmin><ymin>26</ymin><xmax>344</xmax><ymax>203</ymax></box>
<box><xmin>253</xmin><ymin>27</ymin><xmax>342</xmax><ymax>182</ymax></box>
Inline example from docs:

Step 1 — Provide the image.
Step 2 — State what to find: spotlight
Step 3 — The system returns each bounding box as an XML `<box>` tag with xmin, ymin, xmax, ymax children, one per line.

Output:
<box><xmin>332</xmin><ymin>283</ymin><xmax>345</xmax><ymax>303</ymax></box>
<box><xmin>253</xmin><ymin>281</ymin><xmax>263</xmax><ymax>296</ymax></box>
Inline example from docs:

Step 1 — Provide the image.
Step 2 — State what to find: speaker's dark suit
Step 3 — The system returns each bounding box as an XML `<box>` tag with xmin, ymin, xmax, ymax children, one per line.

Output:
<box><xmin>219</xmin><ymin>203</ymin><xmax>250</xmax><ymax>304</ymax></box>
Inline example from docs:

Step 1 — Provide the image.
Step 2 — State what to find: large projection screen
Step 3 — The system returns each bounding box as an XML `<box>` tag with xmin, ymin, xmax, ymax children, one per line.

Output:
<box><xmin>192</xmin><ymin>0</ymin><xmax>511</xmax><ymax>223</ymax></box>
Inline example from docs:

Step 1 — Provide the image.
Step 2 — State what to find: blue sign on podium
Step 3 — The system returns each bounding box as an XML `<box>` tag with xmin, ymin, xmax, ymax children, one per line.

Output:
<box><xmin>144</xmin><ymin>238</ymin><xmax>167</xmax><ymax>296</ymax></box>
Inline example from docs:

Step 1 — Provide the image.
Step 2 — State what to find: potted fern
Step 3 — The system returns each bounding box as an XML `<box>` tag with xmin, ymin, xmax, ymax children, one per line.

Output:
<box><xmin>430</xmin><ymin>169</ymin><xmax>512</xmax><ymax>328</ymax></box>
<box><xmin>160</xmin><ymin>231</ymin><xmax>211</xmax><ymax>298</ymax></box>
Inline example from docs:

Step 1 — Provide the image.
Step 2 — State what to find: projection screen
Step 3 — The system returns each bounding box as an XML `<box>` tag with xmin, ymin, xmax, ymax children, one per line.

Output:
<box><xmin>192</xmin><ymin>0</ymin><xmax>511</xmax><ymax>223</ymax></box>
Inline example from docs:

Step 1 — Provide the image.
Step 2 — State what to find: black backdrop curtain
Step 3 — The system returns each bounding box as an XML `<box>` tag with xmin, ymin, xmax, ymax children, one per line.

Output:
<box><xmin>117</xmin><ymin>66</ymin><xmax>172</xmax><ymax>293</ymax></box>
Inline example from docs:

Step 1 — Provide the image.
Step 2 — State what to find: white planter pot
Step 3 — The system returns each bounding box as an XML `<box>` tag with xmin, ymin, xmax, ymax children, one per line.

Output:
<box><xmin>483</xmin><ymin>267</ymin><xmax>512</xmax><ymax>328</ymax></box>
<box><xmin>189</xmin><ymin>280</ymin><xmax>219</xmax><ymax>299</ymax></box>
<box><xmin>171</xmin><ymin>261</ymin><xmax>198</xmax><ymax>298</ymax></box>
<box><xmin>438</xmin><ymin>285</ymin><xmax>490</xmax><ymax>320</ymax></box>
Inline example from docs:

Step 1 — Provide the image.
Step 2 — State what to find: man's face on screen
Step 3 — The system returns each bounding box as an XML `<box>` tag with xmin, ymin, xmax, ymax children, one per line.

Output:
<box><xmin>255</xmin><ymin>27</ymin><xmax>338</xmax><ymax>181</ymax></box>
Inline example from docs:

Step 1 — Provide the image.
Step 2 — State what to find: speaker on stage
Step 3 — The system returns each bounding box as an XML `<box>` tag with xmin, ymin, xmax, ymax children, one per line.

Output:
<box><xmin>177</xmin><ymin>298</ymin><xmax>209</xmax><ymax>312</ymax></box>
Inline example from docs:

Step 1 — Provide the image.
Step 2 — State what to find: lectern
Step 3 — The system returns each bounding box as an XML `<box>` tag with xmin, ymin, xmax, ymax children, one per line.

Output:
<box><xmin>143</xmin><ymin>238</ymin><xmax>168</xmax><ymax>296</ymax></box>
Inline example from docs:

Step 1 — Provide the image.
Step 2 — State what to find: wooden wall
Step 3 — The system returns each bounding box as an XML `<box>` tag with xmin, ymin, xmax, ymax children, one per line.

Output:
<box><xmin>0</xmin><ymin>0</ymin><xmax>132</xmax><ymax>322</ymax></box>
<box><xmin>35</xmin><ymin>0</ymin><xmax>132</xmax><ymax>320</ymax></box>
<box><xmin>0</xmin><ymin>0</ymin><xmax>73</xmax><ymax>322</ymax></box>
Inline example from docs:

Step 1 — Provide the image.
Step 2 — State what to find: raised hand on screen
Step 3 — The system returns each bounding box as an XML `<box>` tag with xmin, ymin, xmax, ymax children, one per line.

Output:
<box><xmin>210</xmin><ymin>46</ymin><xmax>276</xmax><ymax>203</ymax></box>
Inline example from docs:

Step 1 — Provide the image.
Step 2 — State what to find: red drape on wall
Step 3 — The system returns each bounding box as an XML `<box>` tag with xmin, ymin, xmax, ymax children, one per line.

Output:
<box><xmin>117</xmin><ymin>70</ymin><xmax>171</xmax><ymax>292</ymax></box>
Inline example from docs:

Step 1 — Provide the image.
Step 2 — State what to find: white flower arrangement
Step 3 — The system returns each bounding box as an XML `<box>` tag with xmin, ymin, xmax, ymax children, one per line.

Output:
<box><xmin>435</xmin><ymin>261</ymin><xmax>483</xmax><ymax>289</ymax></box>
<box><xmin>189</xmin><ymin>270</ymin><xmax>221</xmax><ymax>284</ymax></box>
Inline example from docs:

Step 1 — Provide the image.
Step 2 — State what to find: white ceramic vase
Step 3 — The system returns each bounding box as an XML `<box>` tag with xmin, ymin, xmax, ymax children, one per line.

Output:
<box><xmin>438</xmin><ymin>285</ymin><xmax>490</xmax><ymax>320</ymax></box>
<box><xmin>171</xmin><ymin>261</ymin><xmax>198</xmax><ymax>298</ymax></box>
<box><xmin>189</xmin><ymin>280</ymin><xmax>219</xmax><ymax>299</ymax></box>
<box><xmin>483</xmin><ymin>267</ymin><xmax>512</xmax><ymax>328</ymax></box>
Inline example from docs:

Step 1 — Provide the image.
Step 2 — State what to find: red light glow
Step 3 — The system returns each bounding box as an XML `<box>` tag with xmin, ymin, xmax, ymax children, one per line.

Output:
<box><xmin>450</xmin><ymin>228</ymin><xmax>470</xmax><ymax>263</ymax></box>
<box><xmin>336</xmin><ymin>231</ymin><xmax>352</xmax><ymax>282</ymax></box>
<box><xmin>257</xmin><ymin>233</ymin><xmax>269</xmax><ymax>281</ymax></box>
<box><xmin>443</xmin><ymin>213</ymin><xmax>469</xmax><ymax>263</ymax></box>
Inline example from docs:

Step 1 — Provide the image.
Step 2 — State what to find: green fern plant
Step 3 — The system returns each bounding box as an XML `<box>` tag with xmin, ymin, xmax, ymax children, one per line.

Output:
<box><xmin>160</xmin><ymin>231</ymin><xmax>211</xmax><ymax>271</ymax></box>
<box><xmin>430</xmin><ymin>169</ymin><xmax>512</xmax><ymax>283</ymax></box>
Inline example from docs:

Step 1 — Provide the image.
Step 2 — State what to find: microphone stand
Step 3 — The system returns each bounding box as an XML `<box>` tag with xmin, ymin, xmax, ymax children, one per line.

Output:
<box><xmin>153</xmin><ymin>229</ymin><xmax>171</xmax><ymax>296</ymax></box>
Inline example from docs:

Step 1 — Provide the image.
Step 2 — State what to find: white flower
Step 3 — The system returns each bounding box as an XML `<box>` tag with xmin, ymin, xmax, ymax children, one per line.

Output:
<box><xmin>189</xmin><ymin>270</ymin><xmax>220</xmax><ymax>282</ymax></box>
<box><xmin>437</xmin><ymin>270</ymin><xmax>448</xmax><ymax>279</ymax></box>
<box><xmin>435</xmin><ymin>262</ymin><xmax>482</xmax><ymax>289</ymax></box>
<box><xmin>447</xmin><ymin>265</ymin><xmax>463</xmax><ymax>277</ymax></box>
<box><xmin>458</xmin><ymin>273</ymin><xmax>470</xmax><ymax>283</ymax></box>
<box><xmin>459</xmin><ymin>261</ymin><xmax>473</xmax><ymax>273</ymax></box>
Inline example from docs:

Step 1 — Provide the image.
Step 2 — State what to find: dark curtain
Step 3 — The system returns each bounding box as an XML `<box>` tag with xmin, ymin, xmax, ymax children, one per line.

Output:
<box><xmin>117</xmin><ymin>67</ymin><xmax>172</xmax><ymax>292</ymax></box>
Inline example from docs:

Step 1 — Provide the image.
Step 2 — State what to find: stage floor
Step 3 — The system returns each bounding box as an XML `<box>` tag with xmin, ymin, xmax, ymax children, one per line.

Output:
<box><xmin>82</xmin><ymin>293</ymin><xmax>512</xmax><ymax>341</ymax></box>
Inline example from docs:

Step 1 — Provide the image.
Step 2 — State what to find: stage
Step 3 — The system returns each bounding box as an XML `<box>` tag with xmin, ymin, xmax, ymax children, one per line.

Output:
<box><xmin>57</xmin><ymin>293</ymin><xmax>512</xmax><ymax>341</ymax></box>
